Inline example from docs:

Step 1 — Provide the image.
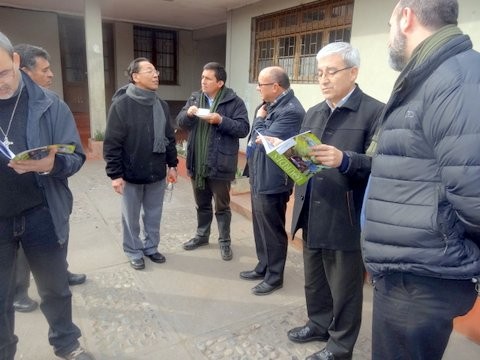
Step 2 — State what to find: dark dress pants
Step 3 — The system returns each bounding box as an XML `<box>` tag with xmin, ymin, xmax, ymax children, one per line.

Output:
<box><xmin>251</xmin><ymin>191</ymin><xmax>290</xmax><ymax>286</ymax></box>
<box><xmin>14</xmin><ymin>245</ymin><xmax>31</xmax><ymax>299</ymax></box>
<box><xmin>191</xmin><ymin>178</ymin><xmax>232</xmax><ymax>244</ymax></box>
<box><xmin>0</xmin><ymin>205</ymin><xmax>81</xmax><ymax>360</ymax></box>
<box><xmin>372</xmin><ymin>272</ymin><xmax>477</xmax><ymax>360</ymax></box>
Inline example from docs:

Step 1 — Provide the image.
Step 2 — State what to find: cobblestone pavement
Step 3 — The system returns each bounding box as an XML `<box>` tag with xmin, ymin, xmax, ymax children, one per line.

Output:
<box><xmin>14</xmin><ymin>160</ymin><xmax>480</xmax><ymax>359</ymax></box>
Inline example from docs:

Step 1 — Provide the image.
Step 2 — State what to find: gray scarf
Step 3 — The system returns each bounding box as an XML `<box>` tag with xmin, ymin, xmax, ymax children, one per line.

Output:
<box><xmin>126</xmin><ymin>83</ymin><xmax>167</xmax><ymax>153</ymax></box>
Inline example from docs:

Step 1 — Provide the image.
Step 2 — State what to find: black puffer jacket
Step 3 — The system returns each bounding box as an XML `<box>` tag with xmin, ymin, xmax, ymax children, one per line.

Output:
<box><xmin>363</xmin><ymin>35</ymin><xmax>480</xmax><ymax>280</ymax></box>
<box><xmin>176</xmin><ymin>87</ymin><xmax>249</xmax><ymax>181</ymax></box>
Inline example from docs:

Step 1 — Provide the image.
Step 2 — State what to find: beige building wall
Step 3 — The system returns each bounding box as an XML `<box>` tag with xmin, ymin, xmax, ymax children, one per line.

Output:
<box><xmin>0</xmin><ymin>7</ymin><xmax>64</xmax><ymax>97</ymax></box>
<box><xmin>228</xmin><ymin>0</ymin><xmax>480</xmax><ymax>150</ymax></box>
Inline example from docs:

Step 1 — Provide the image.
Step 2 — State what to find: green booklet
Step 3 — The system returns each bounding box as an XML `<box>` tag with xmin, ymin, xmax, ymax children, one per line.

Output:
<box><xmin>0</xmin><ymin>144</ymin><xmax>76</xmax><ymax>161</ymax></box>
<box><xmin>257</xmin><ymin>130</ymin><xmax>328</xmax><ymax>186</ymax></box>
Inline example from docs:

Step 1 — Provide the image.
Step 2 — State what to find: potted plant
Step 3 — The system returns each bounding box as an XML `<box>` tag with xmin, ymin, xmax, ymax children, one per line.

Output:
<box><xmin>87</xmin><ymin>129</ymin><xmax>105</xmax><ymax>160</ymax></box>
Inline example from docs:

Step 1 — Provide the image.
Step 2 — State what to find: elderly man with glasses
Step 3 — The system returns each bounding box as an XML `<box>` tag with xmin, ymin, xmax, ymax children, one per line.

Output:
<box><xmin>286</xmin><ymin>42</ymin><xmax>383</xmax><ymax>360</ymax></box>
<box><xmin>104</xmin><ymin>57</ymin><xmax>178</xmax><ymax>270</ymax></box>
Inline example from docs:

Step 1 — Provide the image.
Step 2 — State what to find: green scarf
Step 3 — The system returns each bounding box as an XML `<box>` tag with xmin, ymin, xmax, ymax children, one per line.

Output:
<box><xmin>194</xmin><ymin>86</ymin><xmax>226</xmax><ymax>189</ymax></box>
<box><xmin>367</xmin><ymin>25</ymin><xmax>463</xmax><ymax>157</ymax></box>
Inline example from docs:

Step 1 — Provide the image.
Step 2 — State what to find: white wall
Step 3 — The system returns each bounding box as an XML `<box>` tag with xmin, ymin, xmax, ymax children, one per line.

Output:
<box><xmin>0</xmin><ymin>7</ymin><xmax>64</xmax><ymax>97</ymax></box>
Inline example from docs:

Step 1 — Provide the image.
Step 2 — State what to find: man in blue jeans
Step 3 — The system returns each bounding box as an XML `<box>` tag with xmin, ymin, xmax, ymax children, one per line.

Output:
<box><xmin>0</xmin><ymin>32</ymin><xmax>94</xmax><ymax>360</ymax></box>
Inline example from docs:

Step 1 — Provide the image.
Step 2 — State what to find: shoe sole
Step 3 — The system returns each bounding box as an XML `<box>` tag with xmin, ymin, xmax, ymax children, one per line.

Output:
<box><xmin>239</xmin><ymin>274</ymin><xmax>264</xmax><ymax>281</ymax></box>
<box><xmin>287</xmin><ymin>334</ymin><xmax>330</xmax><ymax>343</ymax></box>
<box><xmin>183</xmin><ymin>242</ymin><xmax>209</xmax><ymax>251</ymax></box>
<box><xmin>252</xmin><ymin>284</ymin><xmax>283</xmax><ymax>296</ymax></box>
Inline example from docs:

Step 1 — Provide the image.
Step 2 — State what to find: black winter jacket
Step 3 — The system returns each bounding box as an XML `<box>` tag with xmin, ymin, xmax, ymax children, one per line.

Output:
<box><xmin>176</xmin><ymin>87</ymin><xmax>249</xmax><ymax>181</ymax></box>
<box><xmin>291</xmin><ymin>86</ymin><xmax>383</xmax><ymax>250</ymax></box>
<box><xmin>104</xmin><ymin>87</ymin><xmax>178</xmax><ymax>184</ymax></box>
<box><xmin>363</xmin><ymin>35</ymin><xmax>480</xmax><ymax>280</ymax></box>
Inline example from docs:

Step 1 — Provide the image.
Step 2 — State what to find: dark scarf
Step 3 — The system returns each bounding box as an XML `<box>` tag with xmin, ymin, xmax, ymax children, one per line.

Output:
<box><xmin>126</xmin><ymin>83</ymin><xmax>167</xmax><ymax>153</ymax></box>
<box><xmin>194</xmin><ymin>86</ymin><xmax>226</xmax><ymax>189</ymax></box>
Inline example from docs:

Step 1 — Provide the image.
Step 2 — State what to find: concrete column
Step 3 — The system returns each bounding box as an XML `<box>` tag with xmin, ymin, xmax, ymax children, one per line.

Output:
<box><xmin>84</xmin><ymin>0</ymin><xmax>106</xmax><ymax>139</ymax></box>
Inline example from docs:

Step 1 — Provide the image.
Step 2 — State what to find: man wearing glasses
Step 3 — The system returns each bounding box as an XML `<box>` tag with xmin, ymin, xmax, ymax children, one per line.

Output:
<box><xmin>239</xmin><ymin>66</ymin><xmax>304</xmax><ymax>295</ymax></box>
<box><xmin>104</xmin><ymin>57</ymin><xmax>178</xmax><ymax>270</ymax></box>
<box><xmin>287</xmin><ymin>42</ymin><xmax>383</xmax><ymax>360</ymax></box>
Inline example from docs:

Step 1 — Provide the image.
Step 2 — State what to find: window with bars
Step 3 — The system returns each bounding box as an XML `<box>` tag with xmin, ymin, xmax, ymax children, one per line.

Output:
<box><xmin>251</xmin><ymin>0</ymin><xmax>353</xmax><ymax>83</ymax></box>
<box><xmin>134</xmin><ymin>26</ymin><xmax>177</xmax><ymax>85</ymax></box>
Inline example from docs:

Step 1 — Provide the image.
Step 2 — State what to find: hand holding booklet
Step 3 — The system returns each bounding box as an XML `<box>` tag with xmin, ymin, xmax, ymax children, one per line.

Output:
<box><xmin>0</xmin><ymin>142</ymin><xmax>75</xmax><ymax>161</ymax></box>
<box><xmin>256</xmin><ymin>130</ymin><xmax>328</xmax><ymax>185</ymax></box>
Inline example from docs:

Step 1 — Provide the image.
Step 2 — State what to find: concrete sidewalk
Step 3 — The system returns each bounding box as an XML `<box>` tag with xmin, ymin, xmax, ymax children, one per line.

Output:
<box><xmin>15</xmin><ymin>160</ymin><xmax>480</xmax><ymax>359</ymax></box>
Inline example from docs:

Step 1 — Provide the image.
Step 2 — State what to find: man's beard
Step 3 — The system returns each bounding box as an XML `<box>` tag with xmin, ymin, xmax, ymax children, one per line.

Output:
<box><xmin>388</xmin><ymin>27</ymin><xmax>408</xmax><ymax>72</ymax></box>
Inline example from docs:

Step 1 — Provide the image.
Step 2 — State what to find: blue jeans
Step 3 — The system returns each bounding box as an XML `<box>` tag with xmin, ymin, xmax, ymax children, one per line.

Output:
<box><xmin>0</xmin><ymin>205</ymin><xmax>81</xmax><ymax>360</ymax></box>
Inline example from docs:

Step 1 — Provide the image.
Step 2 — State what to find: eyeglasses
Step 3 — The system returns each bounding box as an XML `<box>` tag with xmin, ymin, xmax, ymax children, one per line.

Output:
<box><xmin>257</xmin><ymin>82</ymin><xmax>275</xmax><ymax>87</ymax></box>
<box><xmin>317</xmin><ymin>66</ymin><xmax>353</xmax><ymax>79</ymax></box>
<box><xmin>136</xmin><ymin>69</ymin><xmax>160</xmax><ymax>76</ymax></box>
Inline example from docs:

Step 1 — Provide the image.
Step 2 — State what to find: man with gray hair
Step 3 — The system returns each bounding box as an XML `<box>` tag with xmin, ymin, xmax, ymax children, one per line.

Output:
<box><xmin>0</xmin><ymin>31</ymin><xmax>94</xmax><ymax>359</ymax></box>
<box><xmin>362</xmin><ymin>1</ymin><xmax>480</xmax><ymax>359</ymax></box>
<box><xmin>287</xmin><ymin>42</ymin><xmax>383</xmax><ymax>360</ymax></box>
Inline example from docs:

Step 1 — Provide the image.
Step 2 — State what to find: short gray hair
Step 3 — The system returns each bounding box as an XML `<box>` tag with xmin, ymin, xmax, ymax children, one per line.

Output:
<box><xmin>14</xmin><ymin>44</ymin><xmax>51</xmax><ymax>70</ymax></box>
<box><xmin>0</xmin><ymin>32</ymin><xmax>14</xmax><ymax>58</ymax></box>
<box><xmin>316</xmin><ymin>42</ymin><xmax>360</xmax><ymax>68</ymax></box>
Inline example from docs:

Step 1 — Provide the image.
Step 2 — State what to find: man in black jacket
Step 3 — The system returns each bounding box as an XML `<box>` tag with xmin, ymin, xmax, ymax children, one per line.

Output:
<box><xmin>287</xmin><ymin>43</ymin><xmax>383</xmax><ymax>360</ymax></box>
<box><xmin>239</xmin><ymin>66</ymin><xmax>304</xmax><ymax>295</ymax></box>
<box><xmin>176</xmin><ymin>62</ymin><xmax>249</xmax><ymax>261</ymax></box>
<box><xmin>104</xmin><ymin>57</ymin><xmax>178</xmax><ymax>270</ymax></box>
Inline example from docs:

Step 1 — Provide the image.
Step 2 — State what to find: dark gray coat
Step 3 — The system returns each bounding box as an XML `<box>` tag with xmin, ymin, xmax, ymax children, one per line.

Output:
<box><xmin>363</xmin><ymin>35</ymin><xmax>480</xmax><ymax>280</ymax></box>
<box><xmin>291</xmin><ymin>86</ymin><xmax>383</xmax><ymax>250</ymax></box>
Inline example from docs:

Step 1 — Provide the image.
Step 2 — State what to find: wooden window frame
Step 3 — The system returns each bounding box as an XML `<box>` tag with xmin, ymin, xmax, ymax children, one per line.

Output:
<box><xmin>250</xmin><ymin>0</ymin><xmax>354</xmax><ymax>84</ymax></box>
<box><xmin>134</xmin><ymin>26</ymin><xmax>178</xmax><ymax>85</ymax></box>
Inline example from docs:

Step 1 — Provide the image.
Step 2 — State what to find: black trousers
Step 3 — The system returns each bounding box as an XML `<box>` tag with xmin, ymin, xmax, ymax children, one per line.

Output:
<box><xmin>372</xmin><ymin>272</ymin><xmax>477</xmax><ymax>360</ymax></box>
<box><xmin>191</xmin><ymin>178</ymin><xmax>231</xmax><ymax>244</ymax></box>
<box><xmin>303</xmin><ymin>242</ymin><xmax>364</xmax><ymax>359</ymax></box>
<box><xmin>251</xmin><ymin>191</ymin><xmax>290</xmax><ymax>286</ymax></box>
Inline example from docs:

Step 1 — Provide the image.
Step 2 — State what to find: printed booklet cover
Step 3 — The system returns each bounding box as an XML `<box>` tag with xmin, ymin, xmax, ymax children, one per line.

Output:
<box><xmin>257</xmin><ymin>130</ymin><xmax>328</xmax><ymax>186</ymax></box>
<box><xmin>0</xmin><ymin>143</ymin><xmax>75</xmax><ymax>161</ymax></box>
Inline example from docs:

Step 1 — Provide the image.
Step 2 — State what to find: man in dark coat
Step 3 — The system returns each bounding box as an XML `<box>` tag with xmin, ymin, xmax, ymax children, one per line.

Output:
<box><xmin>239</xmin><ymin>66</ymin><xmax>304</xmax><ymax>295</ymax></box>
<box><xmin>287</xmin><ymin>42</ymin><xmax>383</xmax><ymax>360</ymax></box>
<box><xmin>176</xmin><ymin>62</ymin><xmax>249</xmax><ymax>261</ymax></box>
<box><xmin>362</xmin><ymin>1</ymin><xmax>480</xmax><ymax>359</ymax></box>
<box><xmin>104</xmin><ymin>57</ymin><xmax>178</xmax><ymax>270</ymax></box>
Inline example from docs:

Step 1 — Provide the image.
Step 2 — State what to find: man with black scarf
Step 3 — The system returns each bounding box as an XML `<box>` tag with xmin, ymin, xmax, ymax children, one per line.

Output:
<box><xmin>104</xmin><ymin>57</ymin><xmax>178</xmax><ymax>270</ymax></box>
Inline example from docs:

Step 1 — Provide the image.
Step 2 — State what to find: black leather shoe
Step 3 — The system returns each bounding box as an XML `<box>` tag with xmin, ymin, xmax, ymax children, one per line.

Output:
<box><xmin>305</xmin><ymin>348</ymin><xmax>335</xmax><ymax>360</ymax></box>
<box><xmin>220</xmin><ymin>244</ymin><xmax>233</xmax><ymax>261</ymax></box>
<box><xmin>288</xmin><ymin>325</ymin><xmax>329</xmax><ymax>343</ymax></box>
<box><xmin>239</xmin><ymin>270</ymin><xmax>264</xmax><ymax>281</ymax></box>
<box><xmin>13</xmin><ymin>295</ymin><xmax>38</xmax><ymax>313</ymax></box>
<box><xmin>147</xmin><ymin>252</ymin><xmax>166</xmax><ymax>263</ymax></box>
<box><xmin>129</xmin><ymin>257</ymin><xmax>145</xmax><ymax>270</ymax></box>
<box><xmin>251</xmin><ymin>281</ymin><xmax>283</xmax><ymax>296</ymax></box>
<box><xmin>183</xmin><ymin>237</ymin><xmax>209</xmax><ymax>250</ymax></box>
<box><xmin>68</xmin><ymin>271</ymin><xmax>86</xmax><ymax>286</ymax></box>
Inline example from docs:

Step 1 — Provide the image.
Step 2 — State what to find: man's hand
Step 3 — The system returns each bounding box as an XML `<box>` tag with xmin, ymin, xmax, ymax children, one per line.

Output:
<box><xmin>186</xmin><ymin>105</ymin><xmax>199</xmax><ymax>117</ymax></box>
<box><xmin>200</xmin><ymin>112</ymin><xmax>222</xmax><ymax>125</ymax></box>
<box><xmin>309</xmin><ymin>144</ymin><xmax>343</xmax><ymax>168</ymax></box>
<box><xmin>167</xmin><ymin>167</ymin><xmax>178</xmax><ymax>183</ymax></box>
<box><xmin>256</xmin><ymin>104</ymin><xmax>267</xmax><ymax>118</ymax></box>
<box><xmin>8</xmin><ymin>147</ymin><xmax>57</xmax><ymax>174</ymax></box>
<box><xmin>112</xmin><ymin>178</ymin><xmax>125</xmax><ymax>195</ymax></box>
